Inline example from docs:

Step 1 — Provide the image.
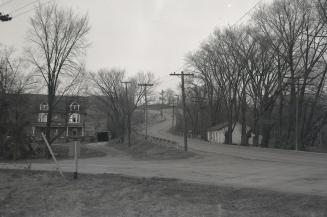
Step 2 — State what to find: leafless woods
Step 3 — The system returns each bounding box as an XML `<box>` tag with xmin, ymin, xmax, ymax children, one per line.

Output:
<box><xmin>186</xmin><ymin>0</ymin><xmax>327</xmax><ymax>150</ymax></box>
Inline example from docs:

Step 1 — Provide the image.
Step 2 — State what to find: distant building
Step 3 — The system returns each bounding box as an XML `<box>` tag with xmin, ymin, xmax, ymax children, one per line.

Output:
<box><xmin>23</xmin><ymin>94</ymin><xmax>109</xmax><ymax>141</ymax></box>
<box><xmin>30</xmin><ymin>95</ymin><xmax>87</xmax><ymax>138</ymax></box>
<box><xmin>207</xmin><ymin>122</ymin><xmax>262</xmax><ymax>145</ymax></box>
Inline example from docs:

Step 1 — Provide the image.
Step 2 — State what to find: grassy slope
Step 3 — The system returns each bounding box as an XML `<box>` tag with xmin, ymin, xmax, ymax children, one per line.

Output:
<box><xmin>108</xmin><ymin>134</ymin><xmax>195</xmax><ymax>160</ymax></box>
<box><xmin>0</xmin><ymin>169</ymin><xmax>326</xmax><ymax>217</ymax></box>
<box><xmin>53</xmin><ymin>143</ymin><xmax>106</xmax><ymax>159</ymax></box>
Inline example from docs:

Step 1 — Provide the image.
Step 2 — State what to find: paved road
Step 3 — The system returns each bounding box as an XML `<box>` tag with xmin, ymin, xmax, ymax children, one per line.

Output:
<box><xmin>1</xmin><ymin>109</ymin><xmax>327</xmax><ymax>196</ymax></box>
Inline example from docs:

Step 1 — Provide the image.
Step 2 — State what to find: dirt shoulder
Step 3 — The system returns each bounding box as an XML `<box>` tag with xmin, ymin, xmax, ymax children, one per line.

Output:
<box><xmin>0</xmin><ymin>142</ymin><xmax>107</xmax><ymax>163</ymax></box>
<box><xmin>0</xmin><ymin>169</ymin><xmax>326</xmax><ymax>217</ymax></box>
<box><xmin>53</xmin><ymin>142</ymin><xmax>107</xmax><ymax>159</ymax></box>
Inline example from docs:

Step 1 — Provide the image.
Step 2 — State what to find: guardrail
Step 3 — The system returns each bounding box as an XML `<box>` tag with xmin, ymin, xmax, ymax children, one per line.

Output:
<box><xmin>134</xmin><ymin>131</ymin><xmax>182</xmax><ymax>151</ymax></box>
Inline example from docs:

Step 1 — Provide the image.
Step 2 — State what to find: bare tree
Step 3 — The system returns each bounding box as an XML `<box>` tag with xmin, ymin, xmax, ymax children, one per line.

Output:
<box><xmin>0</xmin><ymin>46</ymin><xmax>35</xmax><ymax>159</ymax></box>
<box><xmin>252</xmin><ymin>0</ymin><xmax>327</xmax><ymax>149</ymax></box>
<box><xmin>90</xmin><ymin>69</ymin><xmax>157</xmax><ymax>144</ymax></box>
<box><xmin>183</xmin><ymin>79</ymin><xmax>208</xmax><ymax>139</ymax></box>
<box><xmin>185</xmin><ymin>0</ymin><xmax>327</xmax><ymax>151</ymax></box>
<box><xmin>253</xmin><ymin>0</ymin><xmax>312</xmax><ymax>147</ymax></box>
<box><xmin>90</xmin><ymin>69</ymin><xmax>126</xmax><ymax>141</ymax></box>
<box><xmin>186</xmin><ymin>45</ymin><xmax>223</xmax><ymax>128</ymax></box>
<box><xmin>164</xmin><ymin>88</ymin><xmax>177</xmax><ymax>106</ymax></box>
<box><xmin>209</xmin><ymin>29</ymin><xmax>244</xmax><ymax>144</ymax></box>
<box><xmin>26</xmin><ymin>3</ymin><xmax>90</xmax><ymax>148</ymax></box>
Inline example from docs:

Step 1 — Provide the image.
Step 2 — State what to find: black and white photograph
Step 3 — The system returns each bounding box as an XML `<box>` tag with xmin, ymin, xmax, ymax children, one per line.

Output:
<box><xmin>1</xmin><ymin>0</ymin><xmax>327</xmax><ymax>216</ymax></box>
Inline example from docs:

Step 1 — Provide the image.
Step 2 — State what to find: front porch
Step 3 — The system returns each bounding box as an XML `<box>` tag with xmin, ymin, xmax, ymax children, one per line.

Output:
<box><xmin>32</xmin><ymin>123</ymin><xmax>85</xmax><ymax>138</ymax></box>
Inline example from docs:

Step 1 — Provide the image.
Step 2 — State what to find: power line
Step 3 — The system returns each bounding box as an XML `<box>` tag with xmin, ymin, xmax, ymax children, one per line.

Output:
<box><xmin>9</xmin><ymin>0</ymin><xmax>43</xmax><ymax>14</ymax></box>
<box><xmin>168</xmin><ymin>95</ymin><xmax>179</xmax><ymax>135</ymax></box>
<box><xmin>159</xmin><ymin>90</ymin><xmax>165</xmax><ymax>120</ymax></box>
<box><xmin>0</xmin><ymin>0</ymin><xmax>14</xmax><ymax>8</ymax></box>
<box><xmin>122</xmin><ymin>81</ymin><xmax>132</xmax><ymax>147</ymax></box>
<box><xmin>0</xmin><ymin>0</ymin><xmax>16</xmax><ymax>22</ymax></box>
<box><xmin>13</xmin><ymin>0</ymin><xmax>52</xmax><ymax>18</ymax></box>
<box><xmin>232</xmin><ymin>0</ymin><xmax>264</xmax><ymax>26</ymax></box>
<box><xmin>138</xmin><ymin>83</ymin><xmax>154</xmax><ymax>140</ymax></box>
<box><xmin>170</xmin><ymin>71</ymin><xmax>194</xmax><ymax>152</ymax></box>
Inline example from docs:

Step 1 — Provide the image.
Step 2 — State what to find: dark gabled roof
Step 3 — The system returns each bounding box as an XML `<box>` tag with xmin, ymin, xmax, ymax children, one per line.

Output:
<box><xmin>22</xmin><ymin>94</ymin><xmax>88</xmax><ymax>113</ymax></box>
<box><xmin>207</xmin><ymin>122</ymin><xmax>228</xmax><ymax>131</ymax></box>
<box><xmin>208</xmin><ymin>122</ymin><xmax>254</xmax><ymax>133</ymax></box>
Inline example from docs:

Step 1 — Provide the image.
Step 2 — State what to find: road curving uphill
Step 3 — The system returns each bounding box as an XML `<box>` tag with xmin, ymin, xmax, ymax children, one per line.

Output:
<box><xmin>1</xmin><ymin>109</ymin><xmax>327</xmax><ymax>197</ymax></box>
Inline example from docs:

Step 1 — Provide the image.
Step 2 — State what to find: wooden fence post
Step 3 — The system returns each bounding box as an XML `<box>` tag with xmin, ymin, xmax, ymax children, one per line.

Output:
<box><xmin>41</xmin><ymin>133</ymin><xmax>65</xmax><ymax>178</ymax></box>
<box><xmin>74</xmin><ymin>139</ymin><xmax>79</xmax><ymax>179</ymax></box>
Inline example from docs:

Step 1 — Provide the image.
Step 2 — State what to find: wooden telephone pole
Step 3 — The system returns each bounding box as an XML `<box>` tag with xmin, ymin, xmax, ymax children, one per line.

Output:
<box><xmin>170</xmin><ymin>71</ymin><xmax>193</xmax><ymax>152</ymax></box>
<box><xmin>159</xmin><ymin>90</ymin><xmax>165</xmax><ymax>120</ymax></box>
<box><xmin>169</xmin><ymin>95</ymin><xmax>179</xmax><ymax>134</ymax></box>
<box><xmin>122</xmin><ymin>81</ymin><xmax>132</xmax><ymax>146</ymax></box>
<box><xmin>138</xmin><ymin>83</ymin><xmax>153</xmax><ymax>140</ymax></box>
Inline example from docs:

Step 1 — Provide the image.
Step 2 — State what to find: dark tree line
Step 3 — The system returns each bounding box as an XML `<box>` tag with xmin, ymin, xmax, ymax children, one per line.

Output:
<box><xmin>185</xmin><ymin>0</ymin><xmax>327</xmax><ymax>150</ymax></box>
<box><xmin>0</xmin><ymin>46</ymin><xmax>35</xmax><ymax>159</ymax></box>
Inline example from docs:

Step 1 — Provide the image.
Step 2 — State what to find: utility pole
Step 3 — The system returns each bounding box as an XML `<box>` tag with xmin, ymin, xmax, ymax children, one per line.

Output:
<box><xmin>122</xmin><ymin>81</ymin><xmax>132</xmax><ymax>147</ymax></box>
<box><xmin>159</xmin><ymin>90</ymin><xmax>165</xmax><ymax>120</ymax></box>
<box><xmin>138</xmin><ymin>83</ymin><xmax>153</xmax><ymax>140</ymax></box>
<box><xmin>172</xmin><ymin>102</ymin><xmax>175</xmax><ymax>133</ymax></box>
<box><xmin>191</xmin><ymin>96</ymin><xmax>206</xmax><ymax>139</ymax></box>
<box><xmin>170</xmin><ymin>71</ymin><xmax>193</xmax><ymax>152</ymax></box>
<box><xmin>295</xmin><ymin>78</ymin><xmax>300</xmax><ymax>151</ymax></box>
<box><xmin>170</xmin><ymin>95</ymin><xmax>179</xmax><ymax>134</ymax></box>
<box><xmin>0</xmin><ymin>13</ymin><xmax>12</xmax><ymax>22</ymax></box>
<box><xmin>169</xmin><ymin>98</ymin><xmax>176</xmax><ymax>134</ymax></box>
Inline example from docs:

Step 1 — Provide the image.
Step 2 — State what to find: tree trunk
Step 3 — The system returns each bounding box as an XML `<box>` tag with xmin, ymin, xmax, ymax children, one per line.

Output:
<box><xmin>261</xmin><ymin>124</ymin><xmax>272</xmax><ymax>147</ymax></box>
<box><xmin>127</xmin><ymin>112</ymin><xmax>131</xmax><ymax>147</ymax></box>
<box><xmin>253</xmin><ymin>100</ymin><xmax>259</xmax><ymax>146</ymax></box>
<box><xmin>277</xmin><ymin>53</ymin><xmax>284</xmax><ymax>147</ymax></box>
<box><xmin>241</xmin><ymin>88</ymin><xmax>247</xmax><ymax>146</ymax></box>
<box><xmin>45</xmin><ymin>90</ymin><xmax>54</xmax><ymax>158</ymax></box>
<box><xmin>261</xmin><ymin>109</ymin><xmax>273</xmax><ymax>147</ymax></box>
<box><xmin>227</xmin><ymin>99</ymin><xmax>233</xmax><ymax>145</ymax></box>
<box><xmin>286</xmin><ymin>47</ymin><xmax>296</xmax><ymax>149</ymax></box>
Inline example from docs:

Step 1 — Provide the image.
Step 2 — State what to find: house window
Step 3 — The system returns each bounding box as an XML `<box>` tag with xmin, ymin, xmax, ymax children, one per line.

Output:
<box><xmin>40</xmin><ymin>102</ymin><xmax>48</xmax><ymax>111</ymax></box>
<box><xmin>38</xmin><ymin>113</ymin><xmax>47</xmax><ymax>122</ymax></box>
<box><xmin>69</xmin><ymin>113</ymin><xmax>80</xmax><ymax>123</ymax></box>
<box><xmin>70</xmin><ymin>102</ymin><xmax>80</xmax><ymax>111</ymax></box>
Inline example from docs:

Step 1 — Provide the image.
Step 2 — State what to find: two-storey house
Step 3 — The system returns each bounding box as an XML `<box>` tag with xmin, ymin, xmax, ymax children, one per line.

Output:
<box><xmin>31</xmin><ymin>95</ymin><xmax>87</xmax><ymax>138</ymax></box>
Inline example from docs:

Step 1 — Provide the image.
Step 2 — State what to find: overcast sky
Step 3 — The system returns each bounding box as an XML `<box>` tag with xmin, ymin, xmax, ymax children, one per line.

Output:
<box><xmin>1</xmin><ymin>0</ymin><xmax>273</xmax><ymax>91</ymax></box>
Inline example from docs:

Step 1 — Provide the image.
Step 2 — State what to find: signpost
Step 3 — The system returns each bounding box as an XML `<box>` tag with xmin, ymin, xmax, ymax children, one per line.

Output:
<box><xmin>73</xmin><ymin>138</ymin><xmax>79</xmax><ymax>179</ymax></box>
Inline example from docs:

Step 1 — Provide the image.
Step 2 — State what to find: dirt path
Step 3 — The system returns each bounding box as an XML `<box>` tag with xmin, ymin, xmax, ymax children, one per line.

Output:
<box><xmin>1</xmin><ymin>109</ymin><xmax>327</xmax><ymax>196</ymax></box>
